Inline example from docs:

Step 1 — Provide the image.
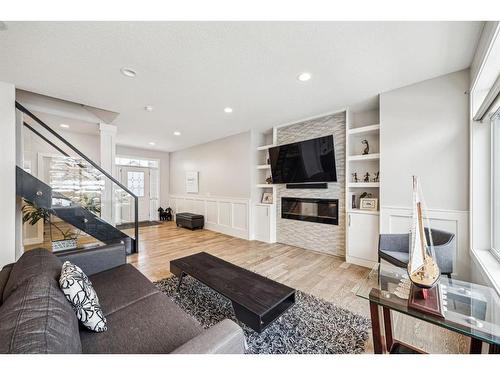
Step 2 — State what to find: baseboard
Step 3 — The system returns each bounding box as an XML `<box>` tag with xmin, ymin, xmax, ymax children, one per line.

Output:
<box><xmin>346</xmin><ymin>255</ymin><xmax>377</xmax><ymax>269</ymax></box>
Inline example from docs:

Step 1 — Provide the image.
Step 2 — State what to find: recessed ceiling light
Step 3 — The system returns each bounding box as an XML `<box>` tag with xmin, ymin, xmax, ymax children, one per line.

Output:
<box><xmin>60</xmin><ymin>124</ymin><xmax>70</xmax><ymax>129</ymax></box>
<box><xmin>148</xmin><ymin>142</ymin><xmax>156</xmax><ymax>146</ymax></box>
<box><xmin>297</xmin><ymin>72</ymin><xmax>312</xmax><ymax>82</ymax></box>
<box><xmin>224</xmin><ymin>107</ymin><xmax>233</xmax><ymax>113</ymax></box>
<box><xmin>144</xmin><ymin>105</ymin><xmax>153</xmax><ymax>112</ymax></box>
<box><xmin>173</xmin><ymin>131</ymin><xmax>181</xmax><ymax>136</ymax></box>
<box><xmin>120</xmin><ymin>67</ymin><xmax>137</xmax><ymax>78</ymax></box>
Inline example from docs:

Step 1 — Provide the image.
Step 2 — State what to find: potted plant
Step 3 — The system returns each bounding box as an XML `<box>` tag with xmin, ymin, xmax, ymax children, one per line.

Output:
<box><xmin>22</xmin><ymin>200</ymin><xmax>79</xmax><ymax>251</ymax></box>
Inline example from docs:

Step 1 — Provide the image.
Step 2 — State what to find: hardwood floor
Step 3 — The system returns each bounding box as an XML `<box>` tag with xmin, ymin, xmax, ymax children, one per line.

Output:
<box><xmin>125</xmin><ymin>221</ymin><xmax>468</xmax><ymax>353</ymax></box>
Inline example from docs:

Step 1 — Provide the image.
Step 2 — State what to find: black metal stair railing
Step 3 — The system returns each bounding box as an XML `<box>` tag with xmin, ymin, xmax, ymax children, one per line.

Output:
<box><xmin>15</xmin><ymin>101</ymin><xmax>139</xmax><ymax>253</ymax></box>
<box><xmin>16</xmin><ymin>166</ymin><xmax>133</xmax><ymax>250</ymax></box>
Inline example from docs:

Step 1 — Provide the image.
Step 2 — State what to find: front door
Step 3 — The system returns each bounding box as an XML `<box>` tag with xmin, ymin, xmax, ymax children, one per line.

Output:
<box><xmin>120</xmin><ymin>166</ymin><xmax>150</xmax><ymax>222</ymax></box>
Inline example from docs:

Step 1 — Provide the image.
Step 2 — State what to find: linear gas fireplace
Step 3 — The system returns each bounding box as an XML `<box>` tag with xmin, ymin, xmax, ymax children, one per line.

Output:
<box><xmin>281</xmin><ymin>197</ymin><xmax>338</xmax><ymax>225</ymax></box>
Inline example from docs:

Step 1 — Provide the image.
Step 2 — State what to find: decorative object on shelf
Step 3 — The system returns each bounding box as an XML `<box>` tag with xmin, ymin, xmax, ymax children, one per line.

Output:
<box><xmin>360</xmin><ymin>197</ymin><xmax>378</xmax><ymax>211</ymax></box>
<box><xmin>351</xmin><ymin>172</ymin><xmax>359</xmax><ymax>183</ymax></box>
<box><xmin>261</xmin><ymin>192</ymin><xmax>273</xmax><ymax>204</ymax></box>
<box><xmin>186</xmin><ymin>171</ymin><xmax>199</xmax><ymax>193</ymax></box>
<box><xmin>266</xmin><ymin>176</ymin><xmax>273</xmax><ymax>184</ymax></box>
<box><xmin>363</xmin><ymin>172</ymin><xmax>370</xmax><ymax>182</ymax></box>
<box><xmin>351</xmin><ymin>194</ymin><xmax>356</xmax><ymax>209</ymax></box>
<box><xmin>407</xmin><ymin>176</ymin><xmax>443</xmax><ymax>317</ymax></box>
<box><xmin>361</xmin><ymin>139</ymin><xmax>369</xmax><ymax>155</ymax></box>
<box><xmin>359</xmin><ymin>192</ymin><xmax>372</xmax><ymax>199</ymax></box>
<box><xmin>372</xmin><ymin>171</ymin><xmax>379</xmax><ymax>182</ymax></box>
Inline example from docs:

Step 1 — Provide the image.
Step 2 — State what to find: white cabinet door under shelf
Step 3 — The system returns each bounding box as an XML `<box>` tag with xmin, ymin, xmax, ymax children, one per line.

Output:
<box><xmin>254</xmin><ymin>204</ymin><xmax>271</xmax><ymax>242</ymax></box>
<box><xmin>347</xmin><ymin>212</ymin><xmax>379</xmax><ymax>268</ymax></box>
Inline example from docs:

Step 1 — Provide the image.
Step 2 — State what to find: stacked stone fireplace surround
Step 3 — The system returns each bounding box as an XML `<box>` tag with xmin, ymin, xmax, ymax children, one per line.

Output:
<box><xmin>276</xmin><ymin>112</ymin><xmax>346</xmax><ymax>257</ymax></box>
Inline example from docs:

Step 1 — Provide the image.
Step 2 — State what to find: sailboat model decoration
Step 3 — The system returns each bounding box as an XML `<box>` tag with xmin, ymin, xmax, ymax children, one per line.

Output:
<box><xmin>408</xmin><ymin>176</ymin><xmax>440</xmax><ymax>289</ymax></box>
<box><xmin>406</xmin><ymin>176</ymin><xmax>445</xmax><ymax>318</ymax></box>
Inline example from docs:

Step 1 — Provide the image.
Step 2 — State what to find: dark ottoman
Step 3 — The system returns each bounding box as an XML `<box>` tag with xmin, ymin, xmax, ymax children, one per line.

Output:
<box><xmin>176</xmin><ymin>212</ymin><xmax>204</xmax><ymax>230</ymax></box>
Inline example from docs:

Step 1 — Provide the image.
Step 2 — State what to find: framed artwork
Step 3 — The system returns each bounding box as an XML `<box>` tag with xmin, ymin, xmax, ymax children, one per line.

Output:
<box><xmin>186</xmin><ymin>171</ymin><xmax>199</xmax><ymax>193</ymax></box>
<box><xmin>360</xmin><ymin>197</ymin><xmax>378</xmax><ymax>211</ymax></box>
<box><xmin>261</xmin><ymin>192</ymin><xmax>273</xmax><ymax>204</ymax></box>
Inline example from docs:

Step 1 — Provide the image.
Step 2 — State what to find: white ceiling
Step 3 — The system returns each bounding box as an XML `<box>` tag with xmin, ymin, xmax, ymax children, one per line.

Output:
<box><xmin>0</xmin><ymin>21</ymin><xmax>483</xmax><ymax>152</ymax></box>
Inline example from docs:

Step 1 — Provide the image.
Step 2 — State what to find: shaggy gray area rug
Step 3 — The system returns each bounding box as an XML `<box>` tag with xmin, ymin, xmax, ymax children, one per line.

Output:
<box><xmin>155</xmin><ymin>276</ymin><xmax>370</xmax><ymax>354</ymax></box>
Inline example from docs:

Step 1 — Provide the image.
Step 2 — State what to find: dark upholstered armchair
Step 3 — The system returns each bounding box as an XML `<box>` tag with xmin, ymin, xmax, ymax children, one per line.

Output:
<box><xmin>378</xmin><ymin>228</ymin><xmax>455</xmax><ymax>278</ymax></box>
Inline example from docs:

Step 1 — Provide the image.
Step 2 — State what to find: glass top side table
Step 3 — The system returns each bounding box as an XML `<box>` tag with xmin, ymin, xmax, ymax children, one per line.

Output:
<box><xmin>356</xmin><ymin>262</ymin><xmax>500</xmax><ymax>354</ymax></box>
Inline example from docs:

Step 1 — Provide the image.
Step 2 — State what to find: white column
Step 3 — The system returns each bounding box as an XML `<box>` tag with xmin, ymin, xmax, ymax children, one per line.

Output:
<box><xmin>99</xmin><ymin>123</ymin><xmax>117</xmax><ymax>224</ymax></box>
<box><xmin>0</xmin><ymin>81</ymin><xmax>16</xmax><ymax>267</ymax></box>
<box><xmin>15</xmin><ymin>107</ymin><xmax>24</xmax><ymax>259</ymax></box>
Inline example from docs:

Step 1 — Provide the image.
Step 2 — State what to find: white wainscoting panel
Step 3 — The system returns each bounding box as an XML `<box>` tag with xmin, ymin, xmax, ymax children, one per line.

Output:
<box><xmin>206</xmin><ymin>200</ymin><xmax>218</xmax><ymax>225</ymax></box>
<box><xmin>169</xmin><ymin>195</ymin><xmax>251</xmax><ymax>239</ymax></box>
<box><xmin>380</xmin><ymin>206</ymin><xmax>470</xmax><ymax>281</ymax></box>
<box><xmin>218</xmin><ymin>202</ymin><xmax>232</xmax><ymax>227</ymax></box>
<box><xmin>232</xmin><ymin>203</ymin><xmax>248</xmax><ymax>231</ymax></box>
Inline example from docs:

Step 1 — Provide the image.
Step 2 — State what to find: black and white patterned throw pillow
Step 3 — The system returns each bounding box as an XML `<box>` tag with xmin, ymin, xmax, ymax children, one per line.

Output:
<box><xmin>59</xmin><ymin>261</ymin><xmax>107</xmax><ymax>332</ymax></box>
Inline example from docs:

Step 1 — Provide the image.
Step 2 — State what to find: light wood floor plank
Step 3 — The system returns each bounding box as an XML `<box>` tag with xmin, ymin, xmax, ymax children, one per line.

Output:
<box><xmin>124</xmin><ymin>221</ymin><xmax>468</xmax><ymax>353</ymax></box>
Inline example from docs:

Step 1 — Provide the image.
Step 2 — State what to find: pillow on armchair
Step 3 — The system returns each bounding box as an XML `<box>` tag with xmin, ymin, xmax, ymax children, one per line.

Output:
<box><xmin>59</xmin><ymin>261</ymin><xmax>107</xmax><ymax>332</ymax></box>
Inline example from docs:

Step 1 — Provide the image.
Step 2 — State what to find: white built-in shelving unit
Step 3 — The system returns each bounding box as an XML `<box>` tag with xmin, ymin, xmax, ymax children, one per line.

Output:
<box><xmin>347</xmin><ymin>182</ymin><xmax>380</xmax><ymax>188</ymax></box>
<box><xmin>348</xmin><ymin>153</ymin><xmax>380</xmax><ymax>161</ymax></box>
<box><xmin>253</xmin><ymin>136</ymin><xmax>277</xmax><ymax>243</ymax></box>
<box><xmin>345</xmin><ymin>104</ymin><xmax>381</xmax><ymax>268</ymax></box>
<box><xmin>256</xmin><ymin>164</ymin><xmax>271</xmax><ymax>170</ymax></box>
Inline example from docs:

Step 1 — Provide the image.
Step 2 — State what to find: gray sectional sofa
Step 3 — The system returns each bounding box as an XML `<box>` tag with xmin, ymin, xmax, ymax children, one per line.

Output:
<box><xmin>0</xmin><ymin>245</ymin><xmax>246</xmax><ymax>354</ymax></box>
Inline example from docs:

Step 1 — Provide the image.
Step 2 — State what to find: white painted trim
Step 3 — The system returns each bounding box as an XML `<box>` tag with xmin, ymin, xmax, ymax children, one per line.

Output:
<box><xmin>116</xmin><ymin>153</ymin><xmax>161</xmax><ymax>167</ymax></box>
<box><xmin>347</xmin><ymin>124</ymin><xmax>380</xmax><ymax>135</ymax></box>
<box><xmin>470</xmin><ymin>248</ymin><xmax>500</xmax><ymax>294</ymax></box>
<box><xmin>116</xmin><ymin>153</ymin><xmax>161</xmax><ymax>222</ymax></box>
<box><xmin>99</xmin><ymin>123</ymin><xmax>116</xmax><ymax>224</ymax></box>
<box><xmin>470</xmin><ymin>22</ymin><xmax>500</xmax><ymax>93</ymax></box>
<box><xmin>37</xmin><ymin>151</ymin><xmax>61</xmax><ymax>180</ymax></box>
<box><xmin>346</xmin><ymin>255</ymin><xmax>377</xmax><ymax>269</ymax></box>
<box><xmin>169</xmin><ymin>194</ymin><xmax>251</xmax><ymax>240</ymax></box>
<box><xmin>382</xmin><ymin>205</ymin><xmax>469</xmax><ymax>215</ymax></box>
<box><xmin>469</xmin><ymin>24</ymin><xmax>500</xmax><ymax>292</ymax></box>
<box><xmin>0</xmin><ymin>81</ymin><xmax>16</xmax><ymax>267</ymax></box>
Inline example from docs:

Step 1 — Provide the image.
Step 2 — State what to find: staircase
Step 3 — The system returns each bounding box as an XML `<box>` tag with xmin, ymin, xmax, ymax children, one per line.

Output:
<box><xmin>15</xmin><ymin>102</ymin><xmax>138</xmax><ymax>254</ymax></box>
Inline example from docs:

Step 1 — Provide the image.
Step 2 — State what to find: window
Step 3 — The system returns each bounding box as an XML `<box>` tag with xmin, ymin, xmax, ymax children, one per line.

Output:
<box><xmin>127</xmin><ymin>171</ymin><xmax>145</xmax><ymax>197</ymax></box>
<box><xmin>116</xmin><ymin>156</ymin><xmax>158</xmax><ymax>168</ymax></box>
<box><xmin>492</xmin><ymin>112</ymin><xmax>500</xmax><ymax>260</ymax></box>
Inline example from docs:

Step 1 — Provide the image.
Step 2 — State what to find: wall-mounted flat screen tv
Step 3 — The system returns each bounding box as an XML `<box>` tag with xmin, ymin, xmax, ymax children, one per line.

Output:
<box><xmin>269</xmin><ymin>135</ymin><xmax>337</xmax><ymax>184</ymax></box>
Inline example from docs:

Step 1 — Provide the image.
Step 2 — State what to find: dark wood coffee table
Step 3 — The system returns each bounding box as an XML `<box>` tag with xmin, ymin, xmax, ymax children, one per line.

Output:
<box><xmin>170</xmin><ymin>252</ymin><xmax>296</xmax><ymax>333</ymax></box>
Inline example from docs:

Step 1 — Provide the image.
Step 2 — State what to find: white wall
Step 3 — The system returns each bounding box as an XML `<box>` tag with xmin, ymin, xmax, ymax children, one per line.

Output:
<box><xmin>380</xmin><ymin>69</ymin><xmax>470</xmax><ymax>211</ymax></box>
<box><xmin>169</xmin><ymin>131</ymin><xmax>252</xmax><ymax>199</ymax></box>
<box><xmin>0</xmin><ymin>81</ymin><xmax>16</xmax><ymax>267</ymax></box>
<box><xmin>23</xmin><ymin>128</ymin><xmax>100</xmax><ymax>177</ymax></box>
<box><xmin>380</xmin><ymin>69</ymin><xmax>470</xmax><ymax>280</ymax></box>
<box><xmin>116</xmin><ymin>145</ymin><xmax>170</xmax><ymax>208</ymax></box>
<box><xmin>62</xmin><ymin>130</ymin><xmax>100</xmax><ymax>162</ymax></box>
